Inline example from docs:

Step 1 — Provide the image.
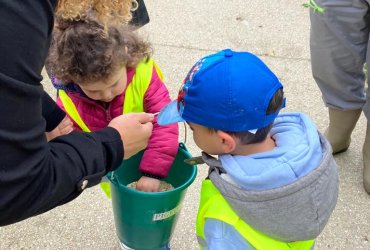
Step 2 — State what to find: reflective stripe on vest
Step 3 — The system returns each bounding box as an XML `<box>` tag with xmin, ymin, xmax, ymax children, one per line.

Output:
<box><xmin>59</xmin><ymin>58</ymin><xmax>162</xmax><ymax>198</ymax></box>
<box><xmin>196</xmin><ymin>180</ymin><xmax>315</xmax><ymax>250</ymax></box>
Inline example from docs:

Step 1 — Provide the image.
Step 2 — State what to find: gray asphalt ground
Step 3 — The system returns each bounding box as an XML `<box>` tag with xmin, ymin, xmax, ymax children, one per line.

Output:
<box><xmin>1</xmin><ymin>1</ymin><xmax>370</xmax><ymax>249</ymax></box>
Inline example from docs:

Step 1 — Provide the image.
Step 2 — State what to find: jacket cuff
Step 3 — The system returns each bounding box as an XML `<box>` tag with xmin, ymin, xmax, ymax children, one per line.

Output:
<box><xmin>141</xmin><ymin>172</ymin><xmax>163</xmax><ymax>180</ymax></box>
<box><xmin>44</xmin><ymin>106</ymin><xmax>66</xmax><ymax>132</ymax></box>
<box><xmin>42</xmin><ymin>92</ymin><xmax>66</xmax><ymax>132</ymax></box>
<box><xmin>90</xmin><ymin>127</ymin><xmax>124</xmax><ymax>172</ymax></box>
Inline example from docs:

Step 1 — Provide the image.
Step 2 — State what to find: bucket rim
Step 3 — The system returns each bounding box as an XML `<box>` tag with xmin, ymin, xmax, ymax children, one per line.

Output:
<box><xmin>111</xmin><ymin>164</ymin><xmax>197</xmax><ymax>197</ymax></box>
<box><xmin>109</xmin><ymin>143</ymin><xmax>198</xmax><ymax>197</ymax></box>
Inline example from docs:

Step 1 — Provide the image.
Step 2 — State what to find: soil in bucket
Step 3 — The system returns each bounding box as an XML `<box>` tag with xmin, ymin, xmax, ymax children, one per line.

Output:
<box><xmin>127</xmin><ymin>181</ymin><xmax>174</xmax><ymax>192</ymax></box>
<box><xmin>108</xmin><ymin>143</ymin><xmax>197</xmax><ymax>250</ymax></box>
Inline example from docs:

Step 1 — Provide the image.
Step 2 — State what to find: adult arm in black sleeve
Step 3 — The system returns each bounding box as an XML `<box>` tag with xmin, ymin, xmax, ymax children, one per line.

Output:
<box><xmin>0</xmin><ymin>0</ymin><xmax>123</xmax><ymax>226</ymax></box>
<box><xmin>42</xmin><ymin>91</ymin><xmax>66</xmax><ymax>132</ymax></box>
<box><xmin>130</xmin><ymin>0</ymin><xmax>150</xmax><ymax>27</ymax></box>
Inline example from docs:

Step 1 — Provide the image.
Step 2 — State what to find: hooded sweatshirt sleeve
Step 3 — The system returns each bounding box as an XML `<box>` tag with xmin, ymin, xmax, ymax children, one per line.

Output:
<box><xmin>0</xmin><ymin>0</ymin><xmax>123</xmax><ymax>226</ymax></box>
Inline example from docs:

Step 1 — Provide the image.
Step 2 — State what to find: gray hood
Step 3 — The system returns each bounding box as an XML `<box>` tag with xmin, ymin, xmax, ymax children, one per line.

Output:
<box><xmin>202</xmin><ymin>132</ymin><xmax>338</xmax><ymax>242</ymax></box>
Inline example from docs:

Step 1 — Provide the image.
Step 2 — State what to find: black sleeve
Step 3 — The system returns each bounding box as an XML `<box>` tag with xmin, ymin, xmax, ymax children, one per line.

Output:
<box><xmin>42</xmin><ymin>91</ymin><xmax>66</xmax><ymax>132</ymax></box>
<box><xmin>0</xmin><ymin>0</ymin><xmax>124</xmax><ymax>226</ymax></box>
<box><xmin>130</xmin><ymin>0</ymin><xmax>150</xmax><ymax>27</ymax></box>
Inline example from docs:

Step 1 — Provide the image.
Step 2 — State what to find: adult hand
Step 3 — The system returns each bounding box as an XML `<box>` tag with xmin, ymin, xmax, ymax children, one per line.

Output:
<box><xmin>108</xmin><ymin>112</ymin><xmax>154</xmax><ymax>159</ymax></box>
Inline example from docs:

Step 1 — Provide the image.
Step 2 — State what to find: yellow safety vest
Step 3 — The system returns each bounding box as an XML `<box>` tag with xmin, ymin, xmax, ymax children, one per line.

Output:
<box><xmin>196</xmin><ymin>180</ymin><xmax>315</xmax><ymax>250</ymax></box>
<box><xmin>58</xmin><ymin>58</ymin><xmax>163</xmax><ymax>197</ymax></box>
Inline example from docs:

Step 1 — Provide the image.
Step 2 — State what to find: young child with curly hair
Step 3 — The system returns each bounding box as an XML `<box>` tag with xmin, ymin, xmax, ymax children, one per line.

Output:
<box><xmin>46</xmin><ymin>11</ymin><xmax>178</xmax><ymax>193</ymax></box>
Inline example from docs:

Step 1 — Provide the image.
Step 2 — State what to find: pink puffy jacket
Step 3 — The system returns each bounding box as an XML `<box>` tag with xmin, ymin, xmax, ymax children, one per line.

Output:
<box><xmin>54</xmin><ymin>66</ymin><xmax>179</xmax><ymax>178</ymax></box>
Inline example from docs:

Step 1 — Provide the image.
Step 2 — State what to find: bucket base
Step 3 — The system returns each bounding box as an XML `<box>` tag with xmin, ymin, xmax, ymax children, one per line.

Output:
<box><xmin>119</xmin><ymin>241</ymin><xmax>132</xmax><ymax>250</ymax></box>
<box><xmin>118</xmin><ymin>240</ymin><xmax>171</xmax><ymax>250</ymax></box>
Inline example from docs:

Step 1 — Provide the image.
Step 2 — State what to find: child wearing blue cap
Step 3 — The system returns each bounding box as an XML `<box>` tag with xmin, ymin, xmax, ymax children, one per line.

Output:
<box><xmin>158</xmin><ymin>49</ymin><xmax>338</xmax><ymax>249</ymax></box>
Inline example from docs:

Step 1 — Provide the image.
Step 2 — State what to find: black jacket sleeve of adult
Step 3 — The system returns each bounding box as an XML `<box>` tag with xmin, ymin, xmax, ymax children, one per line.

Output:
<box><xmin>42</xmin><ymin>91</ymin><xmax>66</xmax><ymax>132</ymax></box>
<box><xmin>130</xmin><ymin>0</ymin><xmax>150</xmax><ymax>27</ymax></box>
<box><xmin>0</xmin><ymin>0</ymin><xmax>124</xmax><ymax>226</ymax></box>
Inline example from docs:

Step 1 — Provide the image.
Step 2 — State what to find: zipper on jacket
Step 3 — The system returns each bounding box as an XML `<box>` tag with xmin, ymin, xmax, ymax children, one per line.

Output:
<box><xmin>105</xmin><ymin>108</ymin><xmax>112</xmax><ymax>122</ymax></box>
<box><xmin>100</xmin><ymin>101</ymin><xmax>113</xmax><ymax>122</ymax></box>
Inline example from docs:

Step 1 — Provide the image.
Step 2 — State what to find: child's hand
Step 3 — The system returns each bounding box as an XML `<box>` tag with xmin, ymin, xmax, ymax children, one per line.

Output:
<box><xmin>136</xmin><ymin>176</ymin><xmax>161</xmax><ymax>192</ymax></box>
<box><xmin>45</xmin><ymin>116</ymin><xmax>74</xmax><ymax>141</ymax></box>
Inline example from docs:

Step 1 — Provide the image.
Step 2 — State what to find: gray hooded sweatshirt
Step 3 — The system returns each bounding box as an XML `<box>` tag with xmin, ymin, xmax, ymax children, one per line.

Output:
<box><xmin>199</xmin><ymin>113</ymin><xmax>339</xmax><ymax>249</ymax></box>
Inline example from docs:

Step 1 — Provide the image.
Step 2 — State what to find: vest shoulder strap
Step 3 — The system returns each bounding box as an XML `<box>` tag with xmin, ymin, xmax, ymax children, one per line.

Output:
<box><xmin>58</xmin><ymin>90</ymin><xmax>91</xmax><ymax>132</ymax></box>
<box><xmin>123</xmin><ymin>58</ymin><xmax>163</xmax><ymax>113</ymax></box>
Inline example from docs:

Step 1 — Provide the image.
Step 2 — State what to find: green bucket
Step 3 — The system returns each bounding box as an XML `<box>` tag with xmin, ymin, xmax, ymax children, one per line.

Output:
<box><xmin>107</xmin><ymin>143</ymin><xmax>197</xmax><ymax>250</ymax></box>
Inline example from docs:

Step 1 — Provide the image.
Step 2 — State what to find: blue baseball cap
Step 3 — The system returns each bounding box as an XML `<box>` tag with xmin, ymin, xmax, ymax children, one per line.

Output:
<box><xmin>158</xmin><ymin>49</ymin><xmax>284</xmax><ymax>132</ymax></box>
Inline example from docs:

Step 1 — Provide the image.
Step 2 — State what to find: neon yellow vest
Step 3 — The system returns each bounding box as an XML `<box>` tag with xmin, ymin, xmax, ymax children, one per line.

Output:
<box><xmin>196</xmin><ymin>180</ymin><xmax>315</xmax><ymax>250</ymax></box>
<box><xmin>58</xmin><ymin>58</ymin><xmax>163</xmax><ymax>197</ymax></box>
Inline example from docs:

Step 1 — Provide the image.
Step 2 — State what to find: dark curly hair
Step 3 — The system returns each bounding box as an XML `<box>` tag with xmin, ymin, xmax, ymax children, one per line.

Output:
<box><xmin>46</xmin><ymin>10</ymin><xmax>152</xmax><ymax>85</ymax></box>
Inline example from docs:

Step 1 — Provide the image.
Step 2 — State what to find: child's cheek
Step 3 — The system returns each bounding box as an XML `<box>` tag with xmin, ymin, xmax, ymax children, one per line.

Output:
<box><xmin>193</xmin><ymin>135</ymin><xmax>204</xmax><ymax>152</ymax></box>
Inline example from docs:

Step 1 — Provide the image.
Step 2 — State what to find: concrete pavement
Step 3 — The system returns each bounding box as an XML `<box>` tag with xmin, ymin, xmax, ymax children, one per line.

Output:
<box><xmin>1</xmin><ymin>1</ymin><xmax>370</xmax><ymax>249</ymax></box>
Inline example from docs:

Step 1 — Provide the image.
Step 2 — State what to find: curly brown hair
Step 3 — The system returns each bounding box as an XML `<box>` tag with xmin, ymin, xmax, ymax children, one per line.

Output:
<box><xmin>56</xmin><ymin>0</ymin><xmax>137</xmax><ymax>24</ymax></box>
<box><xmin>47</xmin><ymin>10</ymin><xmax>152</xmax><ymax>84</ymax></box>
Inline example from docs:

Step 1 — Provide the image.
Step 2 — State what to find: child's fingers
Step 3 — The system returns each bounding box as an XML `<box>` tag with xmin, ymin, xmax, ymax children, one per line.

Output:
<box><xmin>60</xmin><ymin>122</ymin><xmax>74</xmax><ymax>134</ymax></box>
<box><xmin>60</xmin><ymin>117</ymin><xmax>73</xmax><ymax>129</ymax></box>
<box><xmin>61</xmin><ymin>126</ymin><xmax>74</xmax><ymax>135</ymax></box>
<box><xmin>57</xmin><ymin>117</ymin><xmax>73</xmax><ymax>135</ymax></box>
<box><xmin>62</xmin><ymin>116</ymin><xmax>73</xmax><ymax>125</ymax></box>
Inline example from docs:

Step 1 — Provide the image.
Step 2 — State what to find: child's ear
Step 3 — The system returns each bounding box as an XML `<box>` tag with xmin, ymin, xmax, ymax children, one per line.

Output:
<box><xmin>216</xmin><ymin>131</ymin><xmax>236</xmax><ymax>154</ymax></box>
